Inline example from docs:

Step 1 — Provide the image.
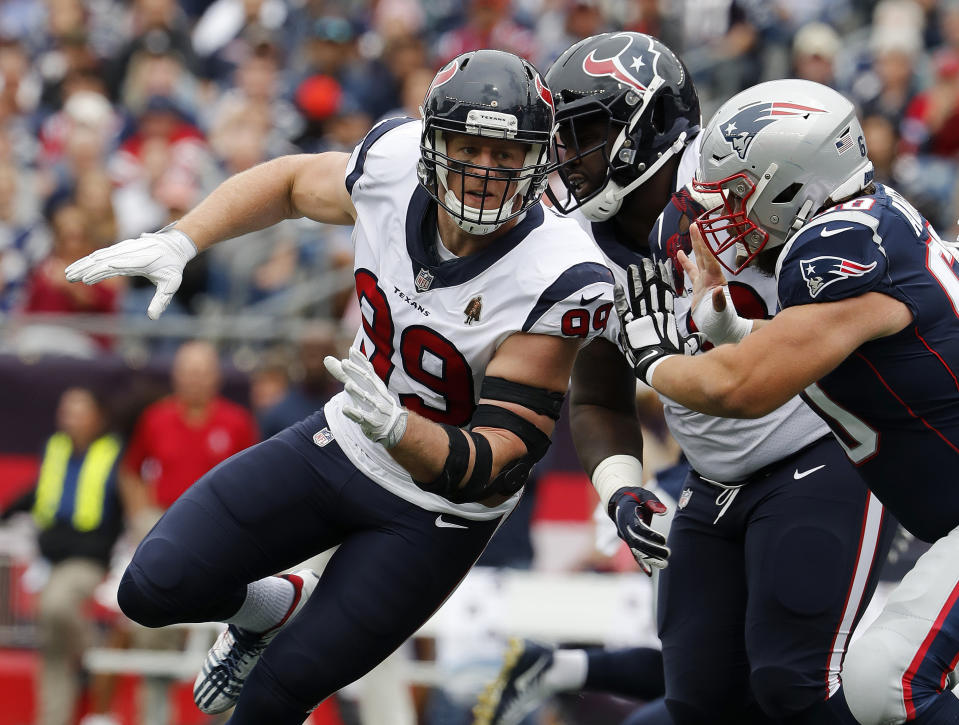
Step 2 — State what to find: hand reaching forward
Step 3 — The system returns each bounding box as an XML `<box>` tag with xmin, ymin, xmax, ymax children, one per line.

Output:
<box><xmin>324</xmin><ymin>348</ymin><xmax>409</xmax><ymax>448</ymax></box>
<box><xmin>65</xmin><ymin>225</ymin><xmax>197</xmax><ymax>320</ymax></box>
<box><xmin>608</xmin><ymin>486</ymin><xmax>670</xmax><ymax>575</ymax></box>
<box><xmin>676</xmin><ymin>222</ymin><xmax>753</xmax><ymax>345</ymax></box>
<box><xmin>615</xmin><ymin>259</ymin><xmax>704</xmax><ymax>385</ymax></box>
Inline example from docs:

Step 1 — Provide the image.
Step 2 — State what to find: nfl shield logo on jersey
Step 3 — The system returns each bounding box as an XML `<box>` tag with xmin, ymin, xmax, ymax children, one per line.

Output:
<box><xmin>312</xmin><ymin>427</ymin><xmax>335</xmax><ymax>447</ymax></box>
<box><xmin>415</xmin><ymin>268</ymin><xmax>434</xmax><ymax>292</ymax></box>
<box><xmin>678</xmin><ymin>487</ymin><xmax>693</xmax><ymax>509</ymax></box>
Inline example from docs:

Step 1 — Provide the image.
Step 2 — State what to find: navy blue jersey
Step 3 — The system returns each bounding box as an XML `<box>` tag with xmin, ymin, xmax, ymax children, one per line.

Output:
<box><xmin>777</xmin><ymin>184</ymin><xmax>959</xmax><ymax>541</ymax></box>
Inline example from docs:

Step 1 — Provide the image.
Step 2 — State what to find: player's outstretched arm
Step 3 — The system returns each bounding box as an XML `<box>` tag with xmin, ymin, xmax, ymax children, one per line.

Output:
<box><xmin>632</xmin><ymin>290</ymin><xmax>913</xmax><ymax>418</ymax></box>
<box><xmin>65</xmin><ymin>153</ymin><xmax>355</xmax><ymax>319</ymax></box>
<box><xmin>677</xmin><ymin>223</ymin><xmax>759</xmax><ymax>343</ymax></box>
<box><xmin>569</xmin><ymin>336</ymin><xmax>669</xmax><ymax>575</ymax></box>
<box><xmin>326</xmin><ymin>333</ymin><xmax>582</xmax><ymax>506</ymax></box>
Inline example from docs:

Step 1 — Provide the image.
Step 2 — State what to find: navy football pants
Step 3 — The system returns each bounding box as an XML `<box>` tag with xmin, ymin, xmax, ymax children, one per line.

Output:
<box><xmin>657</xmin><ymin>436</ymin><xmax>896</xmax><ymax>724</ymax></box>
<box><xmin>118</xmin><ymin>411</ymin><xmax>503</xmax><ymax>723</ymax></box>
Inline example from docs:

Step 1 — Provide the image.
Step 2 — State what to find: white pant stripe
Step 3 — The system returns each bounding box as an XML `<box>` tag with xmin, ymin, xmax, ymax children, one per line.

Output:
<box><xmin>826</xmin><ymin>491</ymin><xmax>885</xmax><ymax>696</ymax></box>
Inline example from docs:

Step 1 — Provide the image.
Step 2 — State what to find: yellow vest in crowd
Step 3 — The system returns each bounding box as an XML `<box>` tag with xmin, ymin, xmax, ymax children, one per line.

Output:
<box><xmin>32</xmin><ymin>433</ymin><xmax>121</xmax><ymax>532</ymax></box>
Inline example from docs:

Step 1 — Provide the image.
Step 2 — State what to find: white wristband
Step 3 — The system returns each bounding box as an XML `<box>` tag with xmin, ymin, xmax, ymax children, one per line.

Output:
<box><xmin>158</xmin><ymin>223</ymin><xmax>199</xmax><ymax>260</ymax></box>
<box><xmin>643</xmin><ymin>354</ymin><xmax>676</xmax><ymax>387</ymax></box>
<box><xmin>691</xmin><ymin>286</ymin><xmax>753</xmax><ymax>345</ymax></box>
<box><xmin>591</xmin><ymin>454</ymin><xmax>644</xmax><ymax>511</ymax></box>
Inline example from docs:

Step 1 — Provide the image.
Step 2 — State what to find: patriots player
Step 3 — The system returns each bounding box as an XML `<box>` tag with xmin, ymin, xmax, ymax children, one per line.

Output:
<box><xmin>617</xmin><ymin>78</ymin><xmax>959</xmax><ymax>725</ymax></box>
<box><xmin>64</xmin><ymin>50</ymin><xmax>615</xmax><ymax>724</ymax></box>
<box><xmin>476</xmin><ymin>35</ymin><xmax>895</xmax><ymax>725</ymax></box>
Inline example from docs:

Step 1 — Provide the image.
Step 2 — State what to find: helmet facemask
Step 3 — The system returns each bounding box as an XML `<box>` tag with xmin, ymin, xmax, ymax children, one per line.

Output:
<box><xmin>548</xmin><ymin>107</ymin><xmax>620</xmax><ymax>216</ymax></box>
<box><xmin>691</xmin><ymin>171</ymin><xmax>770</xmax><ymax>274</ymax></box>
<box><xmin>420</xmin><ymin>126</ymin><xmax>549</xmax><ymax>236</ymax></box>
<box><xmin>548</xmin><ymin>79</ymin><xmax>694</xmax><ymax>221</ymax></box>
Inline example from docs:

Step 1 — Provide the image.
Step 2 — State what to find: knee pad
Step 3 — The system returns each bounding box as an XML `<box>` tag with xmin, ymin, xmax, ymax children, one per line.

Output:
<box><xmin>843</xmin><ymin>632</ymin><xmax>908</xmax><ymax>725</ymax></box>
<box><xmin>749</xmin><ymin>664</ymin><xmax>817</xmax><ymax>719</ymax></box>
<box><xmin>117</xmin><ymin>564</ymin><xmax>180</xmax><ymax>628</ymax></box>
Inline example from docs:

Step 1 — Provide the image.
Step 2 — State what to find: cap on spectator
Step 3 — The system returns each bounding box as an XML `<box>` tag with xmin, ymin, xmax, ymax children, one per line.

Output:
<box><xmin>295</xmin><ymin>74</ymin><xmax>343</xmax><ymax>120</ymax></box>
<box><xmin>314</xmin><ymin>16</ymin><xmax>354</xmax><ymax>44</ymax></box>
<box><xmin>793</xmin><ymin>22</ymin><xmax>840</xmax><ymax>60</ymax></box>
<box><xmin>870</xmin><ymin>26</ymin><xmax>921</xmax><ymax>57</ymax></box>
<box><xmin>64</xmin><ymin>90</ymin><xmax>113</xmax><ymax>128</ymax></box>
<box><xmin>141</xmin><ymin>94</ymin><xmax>184</xmax><ymax>118</ymax></box>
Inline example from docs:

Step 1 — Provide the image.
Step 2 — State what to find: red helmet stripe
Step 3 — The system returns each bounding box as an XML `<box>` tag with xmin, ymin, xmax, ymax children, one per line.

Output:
<box><xmin>534</xmin><ymin>74</ymin><xmax>554</xmax><ymax>111</ymax></box>
<box><xmin>771</xmin><ymin>102</ymin><xmax>826</xmax><ymax>113</ymax></box>
<box><xmin>427</xmin><ymin>60</ymin><xmax>458</xmax><ymax>98</ymax></box>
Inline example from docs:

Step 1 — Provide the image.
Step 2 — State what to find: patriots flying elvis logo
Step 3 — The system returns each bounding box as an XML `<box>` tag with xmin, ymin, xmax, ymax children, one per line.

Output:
<box><xmin>800</xmin><ymin>255</ymin><xmax>877</xmax><ymax>298</ymax></box>
<box><xmin>721</xmin><ymin>102</ymin><xmax>825</xmax><ymax>160</ymax></box>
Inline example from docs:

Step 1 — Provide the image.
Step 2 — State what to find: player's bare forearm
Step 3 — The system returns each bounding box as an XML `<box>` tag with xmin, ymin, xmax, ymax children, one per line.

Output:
<box><xmin>390</xmin><ymin>332</ymin><xmax>578</xmax><ymax>498</ymax></box>
<box><xmin>387</xmin><ymin>406</ymin><xmax>538</xmax><ymax>507</ymax></box>
<box><xmin>176</xmin><ymin>153</ymin><xmax>355</xmax><ymax>251</ymax></box>
<box><xmin>388</xmin><ymin>409</ymin><xmax>527</xmax><ymax>478</ymax></box>
<box><xmin>649</xmin><ymin>293</ymin><xmax>913</xmax><ymax>417</ymax></box>
<box><xmin>570</xmin><ymin>339</ymin><xmax>643</xmax><ymax>476</ymax></box>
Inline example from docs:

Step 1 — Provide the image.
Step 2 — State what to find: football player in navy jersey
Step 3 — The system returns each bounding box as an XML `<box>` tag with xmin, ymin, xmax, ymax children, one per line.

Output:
<box><xmin>617</xmin><ymin>78</ymin><xmax>959</xmax><ymax>725</ymax></box>
<box><xmin>476</xmin><ymin>35</ymin><xmax>895</xmax><ymax>725</ymax></box>
<box><xmin>63</xmin><ymin>50</ymin><xmax>616</xmax><ymax>724</ymax></box>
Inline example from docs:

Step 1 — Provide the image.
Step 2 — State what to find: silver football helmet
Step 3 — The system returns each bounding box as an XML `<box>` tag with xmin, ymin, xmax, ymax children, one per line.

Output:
<box><xmin>692</xmin><ymin>79</ymin><xmax>874</xmax><ymax>272</ymax></box>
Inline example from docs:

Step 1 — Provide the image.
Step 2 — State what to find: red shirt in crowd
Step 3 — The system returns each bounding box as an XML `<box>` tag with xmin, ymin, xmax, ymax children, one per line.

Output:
<box><xmin>24</xmin><ymin>260</ymin><xmax>119</xmax><ymax>314</ymax></box>
<box><xmin>122</xmin><ymin>396</ymin><xmax>259</xmax><ymax>509</ymax></box>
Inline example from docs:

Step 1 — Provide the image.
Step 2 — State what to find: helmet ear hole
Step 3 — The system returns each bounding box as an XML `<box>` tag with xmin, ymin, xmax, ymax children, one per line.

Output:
<box><xmin>650</xmin><ymin>94</ymin><xmax>668</xmax><ymax>135</ymax></box>
<box><xmin>772</xmin><ymin>182</ymin><xmax>803</xmax><ymax>204</ymax></box>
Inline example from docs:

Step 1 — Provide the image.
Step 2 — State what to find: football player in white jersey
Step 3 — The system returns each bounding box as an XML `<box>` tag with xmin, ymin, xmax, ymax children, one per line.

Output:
<box><xmin>64</xmin><ymin>50</ymin><xmax>614</xmax><ymax>723</ymax></box>
<box><xmin>475</xmin><ymin>34</ymin><xmax>894</xmax><ymax>725</ymax></box>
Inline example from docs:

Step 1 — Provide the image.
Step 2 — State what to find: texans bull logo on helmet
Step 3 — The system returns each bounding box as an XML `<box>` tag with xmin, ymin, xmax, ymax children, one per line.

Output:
<box><xmin>720</xmin><ymin>102</ymin><xmax>826</xmax><ymax>160</ymax></box>
<box><xmin>581</xmin><ymin>32</ymin><xmax>661</xmax><ymax>96</ymax></box>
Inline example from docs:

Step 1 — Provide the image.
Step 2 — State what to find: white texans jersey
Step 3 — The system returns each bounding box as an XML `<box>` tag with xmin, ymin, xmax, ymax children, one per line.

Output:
<box><xmin>324</xmin><ymin>118</ymin><xmax>615</xmax><ymax>519</ymax></box>
<box><xmin>578</xmin><ymin>141</ymin><xmax>829</xmax><ymax>482</ymax></box>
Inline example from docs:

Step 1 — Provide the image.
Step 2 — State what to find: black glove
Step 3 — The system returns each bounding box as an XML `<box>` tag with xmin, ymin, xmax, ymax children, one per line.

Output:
<box><xmin>615</xmin><ymin>259</ymin><xmax>703</xmax><ymax>385</ymax></box>
<box><xmin>608</xmin><ymin>486</ymin><xmax>670</xmax><ymax>575</ymax></box>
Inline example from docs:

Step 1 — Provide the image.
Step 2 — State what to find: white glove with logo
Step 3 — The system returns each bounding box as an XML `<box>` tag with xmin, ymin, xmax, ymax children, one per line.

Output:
<box><xmin>324</xmin><ymin>348</ymin><xmax>409</xmax><ymax>448</ymax></box>
<box><xmin>64</xmin><ymin>224</ymin><xmax>197</xmax><ymax>320</ymax></box>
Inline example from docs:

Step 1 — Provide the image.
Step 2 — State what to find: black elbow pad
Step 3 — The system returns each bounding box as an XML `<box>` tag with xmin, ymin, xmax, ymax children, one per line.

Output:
<box><xmin>472</xmin><ymin>404</ymin><xmax>552</xmax><ymax>497</ymax></box>
<box><xmin>414</xmin><ymin>425</ymin><xmax>495</xmax><ymax>504</ymax></box>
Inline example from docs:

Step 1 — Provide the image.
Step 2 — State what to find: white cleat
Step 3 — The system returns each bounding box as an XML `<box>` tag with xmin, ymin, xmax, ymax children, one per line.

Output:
<box><xmin>193</xmin><ymin>569</ymin><xmax>320</xmax><ymax>714</ymax></box>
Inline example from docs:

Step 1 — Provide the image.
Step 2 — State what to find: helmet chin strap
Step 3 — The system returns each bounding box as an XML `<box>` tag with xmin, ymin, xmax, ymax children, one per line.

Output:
<box><xmin>580</xmin><ymin>132</ymin><xmax>690</xmax><ymax>222</ymax></box>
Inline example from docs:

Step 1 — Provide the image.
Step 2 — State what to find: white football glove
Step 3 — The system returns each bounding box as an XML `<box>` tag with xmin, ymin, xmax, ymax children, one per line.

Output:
<box><xmin>64</xmin><ymin>224</ymin><xmax>197</xmax><ymax>320</ymax></box>
<box><xmin>690</xmin><ymin>285</ymin><xmax>753</xmax><ymax>345</ymax></box>
<box><xmin>324</xmin><ymin>348</ymin><xmax>409</xmax><ymax>448</ymax></box>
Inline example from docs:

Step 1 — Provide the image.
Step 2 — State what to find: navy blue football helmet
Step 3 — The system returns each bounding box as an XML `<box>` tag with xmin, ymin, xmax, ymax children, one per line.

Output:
<box><xmin>418</xmin><ymin>50</ymin><xmax>555</xmax><ymax>235</ymax></box>
<box><xmin>545</xmin><ymin>33</ymin><xmax>701</xmax><ymax>221</ymax></box>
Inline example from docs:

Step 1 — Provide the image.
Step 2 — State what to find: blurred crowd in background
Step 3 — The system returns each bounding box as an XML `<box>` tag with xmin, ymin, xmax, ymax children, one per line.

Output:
<box><xmin>0</xmin><ymin>0</ymin><xmax>958</xmax><ymax>364</ymax></box>
<box><xmin>1</xmin><ymin>2</ymin><xmax>951</xmax><ymax>722</ymax></box>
